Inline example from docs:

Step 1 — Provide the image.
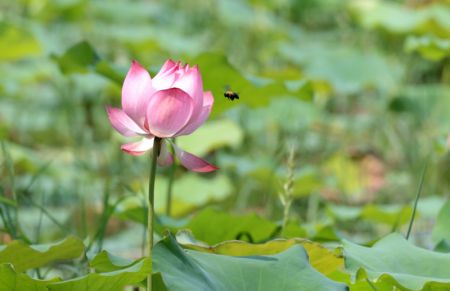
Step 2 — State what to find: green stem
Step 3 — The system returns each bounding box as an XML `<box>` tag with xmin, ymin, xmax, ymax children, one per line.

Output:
<box><xmin>406</xmin><ymin>160</ymin><xmax>428</xmax><ymax>240</ymax></box>
<box><xmin>166</xmin><ymin>139</ymin><xmax>176</xmax><ymax>216</ymax></box>
<box><xmin>281</xmin><ymin>199</ymin><xmax>292</xmax><ymax>237</ymax></box>
<box><xmin>280</xmin><ymin>147</ymin><xmax>295</xmax><ymax>237</ymax></box>
<box><xmin>147</xmin><ymin>137</ymin><xmax>161</xmax><ymax>291</ymax></box>
<box><xmin>1</xmin><ymin>141</ymin><xmax>18</xmax><ymax>239</ymax></box>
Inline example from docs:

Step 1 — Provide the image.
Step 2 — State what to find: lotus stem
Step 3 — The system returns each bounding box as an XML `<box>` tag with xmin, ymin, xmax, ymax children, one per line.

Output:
<box><xmin>166</xmin><ymin>138</ymin><xmax>176</xmax><ymax>216</ymax></box>
<box><xmin>147</xmin><ymin>137</ymin><xmax>161</xmax><ymax>291</ymax></box>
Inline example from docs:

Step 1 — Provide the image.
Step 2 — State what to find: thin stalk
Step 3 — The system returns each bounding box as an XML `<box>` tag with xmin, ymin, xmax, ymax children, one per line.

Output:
<box><xmin>165</xmin><ymin>139</ymin><xmax>176</xmax><ymax>216</ymax></box>
<box><xmin>80</xmin><ymin>196</ymin><xmax>87</xmax><ymax>239</ymax></box>
<box><xmin>35</xmin><ymin>192</ymin><xmax>46</xmax><ymax>242</ymax></box>
<box><xmin>406</xmin><ymin>160</ymin><xmax>428</xmax><ymax>240</ymax></box>
<box><xmin>1</xmin><ymin>142</ymin><xmax>18</xmax><ymax>238</ymax></box>
<box><xmin>147</xmin><ymin>137</ymin><xmax>161</xmax><ymax>291</ymax></box>
<box><xmin>0</xmin><ymin>207</ymin><xmax>12</xmax><ymax>235</ymax></box>
<box><xmin>141</xmin><ymin>196</ymin><xmax>146</xmax><ymax>257</ymax></box>
<box><xmin>280</xmin><ymin>147</ymin><xmax>295</xmax><ymax>237</ymax></box>
<box><xmin>306</xmin><ymin>193</ymin><xmax>319</xmax><ymax>223</ymax></box>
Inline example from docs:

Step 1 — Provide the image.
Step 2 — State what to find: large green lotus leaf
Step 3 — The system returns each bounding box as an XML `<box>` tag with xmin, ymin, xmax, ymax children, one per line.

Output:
<box><xmin>153</xmin><ymin>174</ymin><xmax>232</xmax><ymax>216</ymax></box>
<box><xmin>311</xmin><ymin>225</ymin><xmax>342</xmax><ymax>243</ymax></box>
<box><xmin>326</xmin><ymin>205</ymin><xmax>361</xmax><ymax>221</ymax></box>
<box><xmin>291</xmin><ymin>167</ymin><xmax>322</xmax><ymax>198</ymax></box>
<box><xmin>404</xmin><ymin>85</ymin><xmax>450</xmax><ymax>125</ymax></box>
<box><xmin>361</xmin><ymin>205</ymin><xmax>412</xmax><ymax>225</ymax></box>
<box><xmin>0</xmin><ymin>23</ymin><xmax>41</xmax><ymax>61</ymax></box>
<box><xmin>343</xmin><ymin>233</ymin><xmax>450</xmax><ymax>290</ymax></box>
<box><xmin>349</xmin><ymin>1</ymin><xmax>450</xmax><ymax>36</ymax></box>
<box><xmin>36</xmin><ymin>0</ymin><xmax>87</xmax><ymax>23</ymax></box>
<box><xmin>416</xmin><ymin>196</ymin><xmax>448</xmax><ymax>219</ymax></box>
<box><xmin>349</xmin><ymin>1</ymin><xmax>422</xmax><ymax>33</ymax></box>
<box><xmin>54</xmin><ymin>41</ymin><xmax>125</xmax><ymax>84</ymax></box>
<box><xmin>90</xmin><ymin>1</ymin><xmax>161</xmax><ymax>23</ymax></box>
<box><xmin>185</xmin><ymin>208</ymin><xmax>278</xmax><ymax>245</ymax></box>
<box><xmin>177</xmin><ymin>119</ymin><xmax>244</xmax><ymax>157</ymax></box>
<box><xmin>0</xmin><ymin>264</ymin><xmax>59</xmax><ymax>291</ymax></box>
<box><xmin>405</xmin><ymin>35</ymin><xmax>450</xmax><ymax>61</ymax></box>
<box><xmin>435</xmin><ymin>240</ymin><xmax>450</xmax><ymax>253</ymax></box>
<box><xmin>432</xmin><ymin>200</ymin><xmax>450</xmax><ymax>245</ymax></box>
<box><xmin>54</xmin><ymin>41</ymin><xmax>100</xmax><ymax>74</ymax></box>
<box><xmin>327</xmin><ymin>269</ymin><xmax>394</xmax><ymax>291</ymax></box>
<box><xmin>328</xmin><ymin>203</ymin><xmax>414</xmax><ymax>226</ymax></box>
<box><xmin>0</xmin><ymin>236</ymin><xmax>84</xmax><ymax>272</ymax></box>
<box><xmin>154</xmin><ymin>234</ymin><xmax>347</xmax><ymax>291</ymax></box>
<box><xmin>323</xmin><ymin>154</ymin><xmax>366</xmax><ymax>198</ymax></box>
<box><xmin>89</xmin><ymin>251</ymin><xmax>168</xmax><ymax>290</ymax></box>
<box><xmin>89</xmin><ymin>250</ymin><xmax>136</xmax><ymax>272</ymax></box>
<box><xmin>176</xmin><ymin>231</ymin><xmax>342</xmax><ymax>276</ymax></box>
<box><xmin>280</xmin><ymin>42</ymin><xmax>401</xmax><ymax>95</ymax></box>
<box><xmin>187</xmin><ymin>53</ymin><xmax>313</xmax><ymax>117</ymax></box>
<box><xmin>115</xmin><ymin>174</ymin><xmax>232</xmax><ymax>222</ymax></box>
<box><xmin>48</xmin><ymin>258</ymin><xmax>151</xmax><ymax>291</ymax></box>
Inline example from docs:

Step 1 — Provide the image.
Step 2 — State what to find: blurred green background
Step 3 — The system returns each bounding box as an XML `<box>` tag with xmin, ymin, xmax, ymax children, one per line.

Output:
<box><xmin>0</xmin><ymin>0</ymin><xmax>449</xmax><ymax>256</ymax></box>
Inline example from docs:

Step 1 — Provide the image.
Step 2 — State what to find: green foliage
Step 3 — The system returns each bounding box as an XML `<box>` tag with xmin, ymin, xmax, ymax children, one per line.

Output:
<box><xmin>350</xmin><ymin>1</ymin><xmax>450</xmax><ymax>36</ymax></box>
<box><xmin>0</xmin><ymin>236</ymin><xmax>84</xmax><ymax>272</ymax></box>
<box><xmin>89</xmin><ymin>250</ymin><xmax>136</xmax><ymax>272</ymax></box>
<box><xmin>432</xmin><ymin>201</ymin><xmax>450</xmax><ymax>248</ymax></box>
<box><xmin>115</xmin><ymin>173</ymin><xmax>233</xmax><ymax>221</ymax></box>
<box><xmin>0</xmin><ymin>264</ymin><xmax>59</xmax><ymax>291</ymax></box>
<box><xmin>281</xmin><ymin>43</ymin><xmax>401</xmax><ymax>94</ymax></box>
<box><xmin>328</xmin><ymin>204</ymin><xmax>412</xmax><ymax>226</ymax></box>
<box><xmin>153</xmin><ymin>234</ymin><xmax>348</xmax><ymax>291</ymax></box>
<box><xmin>0</xmin><ymin>23</ymin><xmax>41</xmax><ymax>61</ymax></box>
<box><xmin>177</xmin><ymin>232</ymin><xmax>342</xmax><ymax>276</ymax></box>
<box><xmin>177</xmin><ymin>119</ymin><xmax>244</xmax><ymax>157</ymax></box>
<box><xmin>54</xmin><ymin>41</ymin><xmax>100</xmax><ymax>75</ymax></box>
<box><xmin>0</xmin><ymin>258</ymin><xmax>151</xmax><ymax>291</ymax></box>
<box><xmin>48</xmin><ymin>259</ymin><xmax>151</xmax><ymax>291</ymax></box>
<box><xmin>405</xmin><ymin>35</ymin><xmax>450</xmax><ymax>61</ymax></box>
<box><xmin>1</xmin><ymin>0</ymin><xmax>449</xmax><ymax>289</ymax></box>
<box><xmin>344</xmin><ymin>233</ymin><xmax>450</xmax><ymax>290</ymax></box>
<box><xmin>189</xmin><ymin>53</ymin><xmax>313</xmax><ymax>117</ymax></box>
<box><xmin>184</xmin><ymin>208</ymin><xmax>278</xmax><ymax>244</ymax></box>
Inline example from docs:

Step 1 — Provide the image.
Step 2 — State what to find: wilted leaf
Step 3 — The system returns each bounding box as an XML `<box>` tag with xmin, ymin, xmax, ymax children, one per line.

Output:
<box><xmin>177</xmin><ymin>232</ymin><xmax>343</xmax><ymax>276</ymax></box>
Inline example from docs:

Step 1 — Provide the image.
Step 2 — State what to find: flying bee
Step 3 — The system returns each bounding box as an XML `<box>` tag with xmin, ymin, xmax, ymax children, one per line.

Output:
<box><xmin>224</xmin><ymin>86</ymin><xmax>239</xmax><ymax>101</ymax></box>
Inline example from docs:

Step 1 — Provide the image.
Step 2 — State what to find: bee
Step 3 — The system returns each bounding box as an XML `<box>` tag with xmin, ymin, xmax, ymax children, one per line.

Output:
<box><xmin>224</xmin><ymin>86</ymin><xmax>239</xmax><ymax>101</ymax></box>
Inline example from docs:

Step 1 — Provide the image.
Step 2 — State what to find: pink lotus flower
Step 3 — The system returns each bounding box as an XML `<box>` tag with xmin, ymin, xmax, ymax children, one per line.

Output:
<box><xmin>107</xmin><ymin>60</ymin><xmax>218</xmax><ymax>172</ymax></box>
